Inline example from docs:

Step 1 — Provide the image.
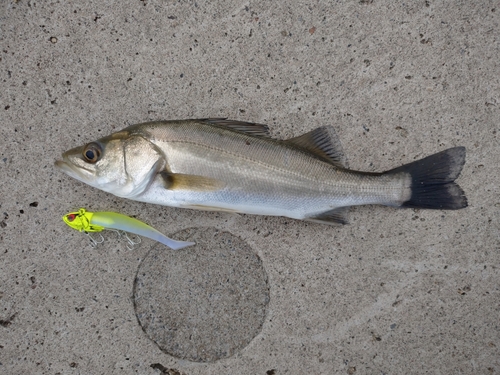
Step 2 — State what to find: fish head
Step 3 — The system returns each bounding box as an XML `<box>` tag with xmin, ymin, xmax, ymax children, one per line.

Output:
<box><xmin>55</xmin><ymin>130</ymin><xmax>165</xmax><ymax>198</ymax></box>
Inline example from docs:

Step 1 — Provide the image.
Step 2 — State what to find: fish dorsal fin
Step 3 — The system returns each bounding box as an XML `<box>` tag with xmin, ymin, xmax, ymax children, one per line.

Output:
<box><xmin>306</xmin><ymin>207</ymin><xmax>349</xmax><ymax>225</ymax></box>
<box><xmin>285</xmin><ymin>126</ymin><xmax>348</xmax><ymax>168</ymax></box>
<box><xmin>203</xmin><ymin>118</ymin><xmax>271</xmax><ymax>137</ymax></box>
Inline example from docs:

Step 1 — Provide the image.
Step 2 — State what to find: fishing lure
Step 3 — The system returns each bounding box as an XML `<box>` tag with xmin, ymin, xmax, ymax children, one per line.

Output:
<box><xmin>62</xmin><ymin>208</ymin><xmax>195</xmax><ymax>250</ymax></box>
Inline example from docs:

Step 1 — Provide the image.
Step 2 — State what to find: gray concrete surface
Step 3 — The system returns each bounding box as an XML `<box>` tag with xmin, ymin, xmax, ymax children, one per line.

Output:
<box><xmin>1</xmin><ymin>1</ymin><xmax>499</xmax><ymax>374</ymax></box>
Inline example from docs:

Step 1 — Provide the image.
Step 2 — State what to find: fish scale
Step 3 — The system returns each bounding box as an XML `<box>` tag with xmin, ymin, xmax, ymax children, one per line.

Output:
<box><xmin>138</xmin><ymin>123</ymin><xmax>384</xmax><ymax>212</ymax></box>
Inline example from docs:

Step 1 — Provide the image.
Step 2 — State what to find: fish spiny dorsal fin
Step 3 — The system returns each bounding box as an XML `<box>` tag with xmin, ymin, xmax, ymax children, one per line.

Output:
<box><xmin>203</xmin><ymin>118</ymin><xmax>271</xmax><ymax>137</ymax></box>
<box><xmin>285</xmin><ymin>126</ymin><xmax>348</xmax><ymax>168</ymax></box>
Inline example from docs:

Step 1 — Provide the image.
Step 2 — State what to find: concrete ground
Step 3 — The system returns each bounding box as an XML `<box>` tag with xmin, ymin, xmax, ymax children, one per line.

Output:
<box><xmin>1</xmin><ymin>1</ymin><xmax>499</xmax><ymax>374</ymax></box>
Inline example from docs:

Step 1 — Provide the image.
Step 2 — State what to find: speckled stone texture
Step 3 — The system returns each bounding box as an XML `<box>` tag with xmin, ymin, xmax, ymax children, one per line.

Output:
<box><xmin>0</xmin><ymin>1</ymin><xmax>499</xmax><ymax>374</ymax></box>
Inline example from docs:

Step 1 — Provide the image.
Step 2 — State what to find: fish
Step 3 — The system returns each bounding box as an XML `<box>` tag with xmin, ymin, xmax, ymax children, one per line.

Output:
<box><xmin>55</xmin><ymin>119</ymin><xmax>467</xmax><ymax>224</ymax></box>
<box><xmin>62</xmin><ymin>208</ymin><xmax>195</xmax><ymax>250</ymax></box>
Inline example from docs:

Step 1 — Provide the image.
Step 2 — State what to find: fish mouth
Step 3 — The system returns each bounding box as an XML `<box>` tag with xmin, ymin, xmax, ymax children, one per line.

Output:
<box><xmin>54</xmin><ymin>158</ymin><xmax>93</xmax><ymax>183</ymax></box>
<box><xmin>55</xmin><ymin>159</ymin><xmax>76</xmax><ymax>177</ymax></box>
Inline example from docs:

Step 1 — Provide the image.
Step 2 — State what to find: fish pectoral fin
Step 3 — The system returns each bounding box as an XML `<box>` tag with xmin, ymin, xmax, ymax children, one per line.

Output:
<box><xmin>203</xmin><ymin>118</ymin><xmax>271</xmax><ymax>137</ymax></box>
<box><xmin>305</xmin><ymin>207</ymin><xmax>349</xmax><ymax>225</ymax></box>
<box><xmin>160</xmin><ymin>171</ymin><xmax>224</xmax><ymax>192</ymax></box>
<box><xmin>285</xmin><ymin>126</ymin><xmax>348</xmax><ymax>168</ymax></box>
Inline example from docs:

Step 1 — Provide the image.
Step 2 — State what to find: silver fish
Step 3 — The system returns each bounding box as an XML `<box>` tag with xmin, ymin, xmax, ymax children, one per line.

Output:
<box><xmin>55</xmin><ymin>119</ymin><xmax>467</xmax><ymax>224</ymax></box>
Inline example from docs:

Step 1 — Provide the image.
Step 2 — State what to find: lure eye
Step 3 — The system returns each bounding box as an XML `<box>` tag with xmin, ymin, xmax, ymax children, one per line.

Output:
<box><xmin>82</xmin><ymin>143</ymin><xmax>101</xmax><ymax>163</ymax></box>
<box><xmin>67</xmin><ymin>214</ymin><xmax>76</xmax><ymax>222</ymax></box>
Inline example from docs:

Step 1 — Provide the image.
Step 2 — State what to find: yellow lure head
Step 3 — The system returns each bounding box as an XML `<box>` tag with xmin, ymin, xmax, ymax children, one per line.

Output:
<box><xmin>62</xmin><ymin>208</ymin><xmax>105</xmax><ymax>233</ymax></box>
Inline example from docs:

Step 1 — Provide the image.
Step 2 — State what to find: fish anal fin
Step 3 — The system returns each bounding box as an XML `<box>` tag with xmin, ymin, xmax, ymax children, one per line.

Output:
<box><xmin>305</xmin><ymin>207</ymin><xmax>349</xmax><ymax>225</ymax></box>
<box><xmin>160</xmin><ymin>171</ymin><xmax>224</xmax><ymax>192</ymax></box>
<box><xmin>286</xmin><ymin>126</ymin><xmax>348</xmax><ymax>168</ymax></box>
<box><xmin>203</xmin><ymin>118</ymin><xmax>271</xmax><ymax>137</ymax></box>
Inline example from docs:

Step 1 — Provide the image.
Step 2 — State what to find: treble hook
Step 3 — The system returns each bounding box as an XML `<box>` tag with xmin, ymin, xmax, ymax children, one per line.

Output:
<box><xmin>84</xmin><ymin>231</ymin><xmax>105</xmax><ymax>248</ymax></box>
<box><xmin>118</xmin><ymin>230</ymin><xmax>141</xmax><ymax>250</ymax></box>
<box><xmin>95</xmin><ymin>229</ymin><xmax>141</xmax><ymax>250</ymax></box>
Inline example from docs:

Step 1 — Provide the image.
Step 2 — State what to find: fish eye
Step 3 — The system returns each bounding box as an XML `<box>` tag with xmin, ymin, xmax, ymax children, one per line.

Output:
<box><xmin>82</xmin><ymin>143</ymin><xmax>101</xmax><ymax>163</ymax></box>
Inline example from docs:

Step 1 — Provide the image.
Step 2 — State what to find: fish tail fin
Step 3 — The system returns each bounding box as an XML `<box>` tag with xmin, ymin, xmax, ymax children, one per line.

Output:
<box><xmin>387</xmin><ymin>147</ymin><xmax>468</xmax><ymax>210</ymax></box>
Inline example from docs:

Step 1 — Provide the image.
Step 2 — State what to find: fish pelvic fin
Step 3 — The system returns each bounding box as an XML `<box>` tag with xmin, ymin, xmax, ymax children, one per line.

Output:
<box><xmin>387</xmin><ymin>147</ymin><xmax>467</xmax><ymax>210</ymax></box>
<box><xmin>305</xmin><ymin>207</ymin><xmax>349</xmax><ymax>225</ymax></box>
<box><xmin>285</xmin><ymin>126</ymin><xmax>348</xmax><ymax>168</ymax></box>
<box><xmin>160</xmin><ymin>171</ymin><xmax>224</xmax><ymax>191</ymax></box>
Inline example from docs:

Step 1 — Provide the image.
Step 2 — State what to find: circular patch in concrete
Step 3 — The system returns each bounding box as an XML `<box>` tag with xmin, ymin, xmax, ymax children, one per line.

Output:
<box><xmin>133</xmin><ymin>227</ymin><xmax>269</xmax><ymax>362</ymax></box>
